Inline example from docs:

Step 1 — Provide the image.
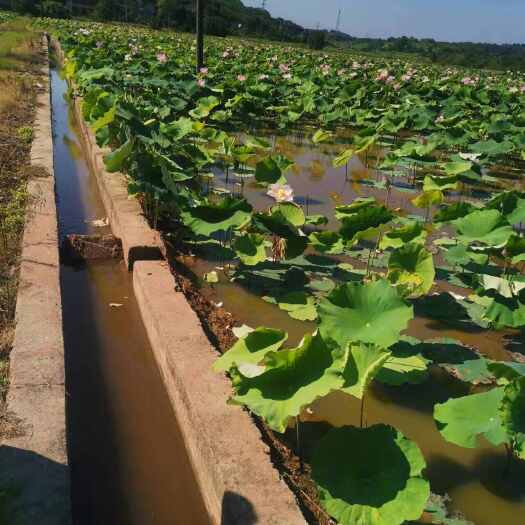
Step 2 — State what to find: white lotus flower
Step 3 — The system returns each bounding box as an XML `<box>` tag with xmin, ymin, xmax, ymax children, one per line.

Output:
<box><xmin>267</xmin><ymin>184</ymin><xmax>294</xmax><ymax>203</ymax></box>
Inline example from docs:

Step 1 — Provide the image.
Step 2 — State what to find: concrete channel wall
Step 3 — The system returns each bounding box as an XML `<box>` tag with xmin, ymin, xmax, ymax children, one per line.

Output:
<box><xmin>0</xmin><ymin>37</ymin><xmax>71</xmax><ymax>525</ymax></box>
<box><xmin>52</xmin><ymin>40</ymin><xmax>306</xmax><ymax>525</ymax></box>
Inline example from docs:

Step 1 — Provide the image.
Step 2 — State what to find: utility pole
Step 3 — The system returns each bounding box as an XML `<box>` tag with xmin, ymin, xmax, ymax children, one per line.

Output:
<box><xmin>196</xmin><ymin>0</ymin><xmax>205</xmax><ymax>72</ymax></box>
<box><xmin>336</xmin><ymin>8</ymin><xmax>342</xmax><ymax>32</ymax></box>
<box><xmin>261</xmin><ymin>0</ymin><xmax>267</xmax><ymax>9</ymax></box>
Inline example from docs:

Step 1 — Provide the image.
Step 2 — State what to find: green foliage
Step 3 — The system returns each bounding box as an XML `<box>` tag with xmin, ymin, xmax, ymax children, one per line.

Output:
<box><xmin>434</xmin><ymin>388</ymin><xmax>508</xmax><ymax>448</ymax></box>
<box><xmin>311</xmin><ymin>425</ymin><xmax>430</xmax><ymax>525</ymax></box>
<box><xmin>318</xmin><ymin>280</ymin><xmax>413</xmax><ymax>349</ymax></box>
<box><xmin>500</xmin><ymin>377</ymin><xmax>525</xmax><ymax>459</ymax></box>
<box><xmin>231</xmin><ymin>332</ymin><xmax>345</xmax><ymax>433</ymax></box>
<box><xmin>387</xmin><ymin>243</ymin><xmax>435</xmax><ymax>298</ymax></box>
<box><xmin>213</xmin><ymin>327</ymin><xmax>287</xmax><ymax>373</ymax></box>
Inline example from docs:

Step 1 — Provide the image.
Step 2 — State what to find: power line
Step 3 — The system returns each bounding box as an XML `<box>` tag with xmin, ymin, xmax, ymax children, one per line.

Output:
<box><xmin>336</xmin><ymin>8</ymin><xmax>342</xmax><ymax>32</ymax></box>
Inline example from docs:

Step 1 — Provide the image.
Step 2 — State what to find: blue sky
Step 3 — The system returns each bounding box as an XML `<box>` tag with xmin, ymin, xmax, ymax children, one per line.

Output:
<box><xmin>242</xmin><ymin>1</ymin><xmax>525</xmax><ymax>44</ymax></box>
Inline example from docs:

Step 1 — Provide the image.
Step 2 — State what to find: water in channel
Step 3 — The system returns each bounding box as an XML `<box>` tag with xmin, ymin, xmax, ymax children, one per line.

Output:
<box><xmin>50</xmin><ymin>65</ymin><xmax>210</xmax><ymax>525</ymax></box>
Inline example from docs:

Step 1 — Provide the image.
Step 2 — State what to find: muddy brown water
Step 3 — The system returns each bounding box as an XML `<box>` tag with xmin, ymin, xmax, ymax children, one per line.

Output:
<box><xmin>189</xmin><ymin>134</ymin><xmax>525</xmax><ymax>523</ymax></box>
<box><xmin>51</xmin><ymin>68</ymin><xmax>210</xmax><ymax>525</ymax></box>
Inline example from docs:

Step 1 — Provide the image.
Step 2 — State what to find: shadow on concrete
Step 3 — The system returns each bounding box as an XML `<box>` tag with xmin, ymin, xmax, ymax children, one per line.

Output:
<box><xmin>0</xmin><ymin>445</ymin><xmax>70</xmax><ymax>525</ymax></box>
<box><xmin>221</xmin><ymin>491</ymin><xmax>258</xmax><ymax>525</ymax></box>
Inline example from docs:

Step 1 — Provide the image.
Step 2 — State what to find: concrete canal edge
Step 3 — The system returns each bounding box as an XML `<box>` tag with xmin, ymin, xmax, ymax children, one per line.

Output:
<box><xmin>51</xmin><ymin>39</ymin><xmax>306</xmax><ymax>524</ymax></box>
<box><xmin>0</xmin><ymin>36</ymin><xmax>71</xmax><ymax>525</ymax></box>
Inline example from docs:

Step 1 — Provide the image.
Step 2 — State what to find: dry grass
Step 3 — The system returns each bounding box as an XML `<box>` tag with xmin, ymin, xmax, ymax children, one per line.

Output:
<box><xmin>0</xmin><ymin>17</ymin><xmax>43</xmax><ymax>430</ymax></box>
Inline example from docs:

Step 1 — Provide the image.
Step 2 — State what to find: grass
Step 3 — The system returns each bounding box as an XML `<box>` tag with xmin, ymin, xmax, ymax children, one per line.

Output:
<box><xmin>0</xmin><ymin>16</ymin><xmax>42</xmax><ymax>422</ymax></box>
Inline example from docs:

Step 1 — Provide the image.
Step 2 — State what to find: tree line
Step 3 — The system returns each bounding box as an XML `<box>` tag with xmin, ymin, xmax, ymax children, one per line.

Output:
<box><xmin>6</xmin><ymin>0</ymin><xmax>525</xmax><ymax>70</ymax></box>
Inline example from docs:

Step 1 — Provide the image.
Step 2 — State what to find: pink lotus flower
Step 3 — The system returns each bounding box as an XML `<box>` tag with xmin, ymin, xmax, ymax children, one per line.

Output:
<box><xmin>95</xmin><ymin>41</ymin><xmax>103</xmax><ymax>49</ymax></box>
<box><xmin>267</xmin><ymin>184</ymin><xmax>294</xmax><ymax>203</ymax></box>
<box><xmin>401</xmin><ymin>74</ymin><xmax>412</xmax><ymax>82</ymax></box>
<box><xmin>258</xmin><ymin>74</ymin><xmax>269</xmax><ymax>81</ymax></box>
<box><xmin>197</xmin><ymin>79</ymin><xmax>206</xmax><ymax>87</ymax></box>
<box><xmin>199</xmin><ymin>67</ymin><xmax>209</xmax><ymax>75</ymax></box>
<box><xmin>237</xmin><ymin>74</ymin><xmax>247</xmax><ymax>82</ymax></box>
<box><xmin>376</xmin><ymin>69</ymin><xmax>390</xmax><ymax>82</ymax></box>
<box><xmin>521</xmin><ymin>85</ymin><xmax>525</xmax><ymax>93</ymax></box>
<box><xmin>462</xmin><ymin>77</ymin><xmax>475</xmax><ymax>86</ymax></box>
<box><xmin>337</xmin><ymin>69</ymin><xmax>346</xmax><ymax>77</ymax></box>
<box><xmin>222</xmin><ymin>51</ymin><xmax>230</xmax><ymax>58</ymax></box>
<box><xmin>435</xmin><ymin>114</ymin><xmax>445</xmax><ymax>124</ymax></box>
<box><xmin>156</xmin><ymin>52</ymin><xmax>167</xmax><ymax>63</ymax></box>
<box><xmin>279</xmin><ymin>63</ymin><xmax>290</xmax><ymax>73</ymax></box>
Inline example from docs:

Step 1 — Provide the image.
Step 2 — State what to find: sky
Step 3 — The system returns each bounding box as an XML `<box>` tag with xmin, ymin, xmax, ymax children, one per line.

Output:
<box><xmin>242</xmin><ymin>0</ymin><xmax>525</xmax><ymax>44</ymax></box>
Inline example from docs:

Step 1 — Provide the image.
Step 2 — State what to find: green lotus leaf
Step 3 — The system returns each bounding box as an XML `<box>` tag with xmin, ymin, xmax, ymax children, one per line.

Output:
<box><xmin>441</xmin><ymin>160</ymin><xmax>473</xmax><ymax>176</ymax></box>
<box><xmin>487</xmin><ymin>191</ymin><xmax>525</xmax><ymax>226</ymax></box>
<box><xmin>470</xmin><ymin>139</ymin><xmax>514</xmax><ymax>157</ymax></box>
<box><xmin>318</xmin><ymin>279</ymin><xmax>414</xmax><ymax>349</ymax></box>
<box><xmin>309</xmin><ymin>231</ymin><xmax>346</xmax><ymax>255</ymax></box>
<box><xmin>271</xmin><ymin>202</ymin><xmax>305</xmax><ymax>227</ymax></box>
<box><xmin>255</xmin><ymin>157</ymin><xmax>285</xmax><ymax>185</ymax></box>
<box><xmin>339</xmin><ymin>205</ymin><xmax>393</xmax><ymax>244</ymax></box>
<box><xmin>305</xmin><ymin>214</ymin><xmax>329</xmax><ymax>226</ymax></box>
<box><xmin>488</xmin><ymin>361</ymin><xmax>525</xmax><ymax>384</ymax></box>
<box><xmin>335</xmin><ymin>197</ymin><xmax>377</xmax><ymax>220</ymax></box>
<box><xmin>377</xmin><ymin>353</ymin><xmax>429</xmax><ymax>386</ymax></box>
<box><xmin>455</xmin><ymin>209</ymin><xmax>513</xmax><ymax>247</ymax></box>
<box><xmin>434</xmin><ymin>202</ymin><xmax>476</xmax><ymax>224</ymax></box>
<box><xmin>423</xmin><ymin>175</ymin><xmax>459</xmax><ymax>192</ymax></box>
<box><xmin>505</xmin><ymin>235</ymin><xmax>525</xmax><ymax>264</ymax></box>
<box><xmin>380</xmin><ymin>222</ymin><xmax>427</xmax><ymax>250</ymax></box>
<box><xmin>180</xmin><ymin>197</ymin><xmax>252</xmax><ymax>236</ymax></box>
<box><xmin>340</xmin><ymin>343</ymin><xmax>392</xmax><ymax>398</ymax></box>
<box><xmin>188</xmin><ymin>95</ymin><xmax>220</xmax><ymax>119</ymax></box>
<box><xmin>234</xmin><ymin>233</ymin><xmax>267</xmax><ymax>266</ymax></box>
<box><xmin>434</xmin><ymin>387</ymin><xmax>507</xmax><ymax>448</ymax></box>
<box><xmin>276</xmin><ymin>291</ymin><xmax>318</xmax><ymax>321</ymax></box>
<box><xmin>312</xmin><ymin>424</ymin><xmax>430</xmax><ymax>525</ymax></box>
<box><xmin>387</xmin><ymin>244</ymin><xmax>435</xmax><ymax>298</ymax></box>
<box><xmin>90</xmin><ymin>104</ymin><xmax>116</xmax><ymax>133</ymax></box>
<box><xmin>444</xmin><ymin>244</ymin><xmax>488</xmax><ymax>267</ymax></box>
<box><xmin>476</xmin><ymin>289</ymin><xmax>525</xmax><ymax>329</ymax></box>
<box><xmin>103</xmin><ymin>139</ymin><xmax>133</xmax><ymax>172</ymax></box>
<box><xmin>478</xmin><ymin>275</ymin><xmax>525</xmax><ymax>298</ymax></box>
<box><xmin>499</xmin><ymin>377</ymin><xmax>525</xmax><ymax>459</ymax></box>
<box><xmin>213</xmin><ymin>327</ymin><xmax>287</xmax><ymax>372</ymax></box>
<box><xmin>333</xmin><ymin>148</ymin><xmax>355</xmax><ymax>168</ymax></box>
<box><xmin>312</xmin><ymin>129</ymin><xmax>333</xmax><ymax>144</ymax></box>
<box><xmin>412</xmin><ymin>190</ymin><xmax>443</xmax><ymax>209</ymax></box>
<box><xmin>231</xmin><ymin>332</ymin><xmax>345</xmax><ymax>433</ymax></box>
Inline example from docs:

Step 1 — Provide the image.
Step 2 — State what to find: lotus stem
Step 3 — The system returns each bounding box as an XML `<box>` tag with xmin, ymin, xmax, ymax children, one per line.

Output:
<box><xmin>296</xmin><ymin>417</ymin><xmax>304</xmax><ymax>473</ymax></box>
<box><xmin>503</xmin><ymin>443</ymin><xmax>513</xmax><ymax>477</ymax></box>
<box><xmin>360</xmin><ymin>393</ymin><xmax>366</xmax><ymax>428</ymax></box>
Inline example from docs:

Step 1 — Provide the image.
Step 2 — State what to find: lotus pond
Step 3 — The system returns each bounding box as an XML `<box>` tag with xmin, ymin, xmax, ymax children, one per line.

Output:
<box><xmin>40</xmin><ymin>17</ymin><xmax>525</xmax><ymax>525</ymax></box>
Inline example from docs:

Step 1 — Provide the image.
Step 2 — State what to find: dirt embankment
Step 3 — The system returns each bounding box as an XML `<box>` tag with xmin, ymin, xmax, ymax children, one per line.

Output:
<box><xmin>0</xmin><ymin>18</ymin><xmax>45</xmax><ymax>438</ymax></box>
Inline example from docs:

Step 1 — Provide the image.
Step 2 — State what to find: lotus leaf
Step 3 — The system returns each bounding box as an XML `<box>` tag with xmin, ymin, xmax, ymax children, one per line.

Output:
<box><xmin>231</xmin><ymin>332</ymin><xmax>345</xmax><ymax>433</ymax></box>
<box><xmin>455</xmin><ymin>209</ymin><xmax>513</xmax><ymax>247</ymax></box>
<box><xmin>318</xmin><ymin>279</ymin><xmax>413</xmax><ymax>349</ymax></box>
<box><xmin>499</xmin><ymin>377</ymin><xmax>525</xmax><ymax>459</ymax></box>
<box><xmin>340</xmin><ymin>343</ymin><xmax>392</xmax><ymax>398</ymax></box>
<box><xmin>234</xmin><ymin>234</ymin><xmax>267</xmax><ymax>266</ymax></box>
<box><xmin>387</xmin><ymin>244</ymin><xmax>435</xmax><ymax>298</ymax></box>
<box><xmin>180</xmin><ymin>197</ymin><xmax>252</xmax><ymax>236</ymax></box>
<box><xmin>213</xmin><ymin>327</ymin><xmax>287</xmax><ymax>372</ymax></box>
<box><xmin>434</xmin><ymin>387</ymin><xmax>507</xmax><ymax>448</ymax></box>
<box><xmin>311</xmin><ymin>424</ymin><xmax>430</xmax><ymax>525</ymax></box>
<box><xmin>380</xmin><ymin>222</ymin><xmax>427</xmax><ymax>250</ymax></box>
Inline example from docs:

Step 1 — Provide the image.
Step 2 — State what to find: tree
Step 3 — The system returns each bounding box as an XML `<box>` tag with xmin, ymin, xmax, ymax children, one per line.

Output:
<box><xmin>93</xmin><ymin>0</ymin><xmax>116</xmax><ymax>21</ymax></box>
<box><xmin>307</xmin><ymin>30</ymin><xmax>326</xmax><ymax>50</ymax></box>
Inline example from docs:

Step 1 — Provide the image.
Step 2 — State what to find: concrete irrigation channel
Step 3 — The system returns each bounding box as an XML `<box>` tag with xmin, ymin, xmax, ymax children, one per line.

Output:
<box><xmin>0</xmin><ymin>35</ymin><xmax>306</xmax><ymax>524</ymax></box>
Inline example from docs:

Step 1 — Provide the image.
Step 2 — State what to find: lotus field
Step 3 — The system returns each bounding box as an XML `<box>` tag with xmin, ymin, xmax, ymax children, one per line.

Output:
<box><xmin>41</xmin><ymin>17</ymin><xmax>525</xmax><ymax>525</ymax></box>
